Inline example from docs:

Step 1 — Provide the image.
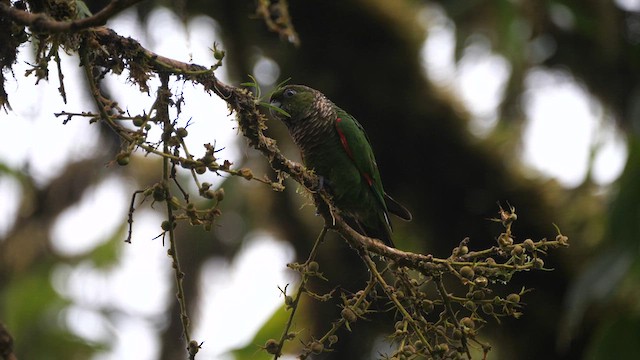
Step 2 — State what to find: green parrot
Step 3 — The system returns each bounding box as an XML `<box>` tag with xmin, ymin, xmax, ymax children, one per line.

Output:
<box><xmin>269</xmin><ymin>85</ymin><xmax>412</xmax><ymax>247</ymax></box>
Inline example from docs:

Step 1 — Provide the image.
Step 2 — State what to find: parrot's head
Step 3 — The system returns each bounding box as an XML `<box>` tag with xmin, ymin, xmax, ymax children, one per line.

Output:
<box><xmin>269</xmin><ymin>85</ymin><xmax>325</xmax><ymax>126</ymax></box>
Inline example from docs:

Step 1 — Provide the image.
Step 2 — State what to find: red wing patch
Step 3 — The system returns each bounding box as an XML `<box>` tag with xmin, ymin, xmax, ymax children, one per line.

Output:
<box><xmin>335</xmin><ymin>117</ymin><xmax>355</xmax><ymax>160</ymax></box>
<box><xmin>362</xmin><ymin>172</ymin><xmax>373</xmax><ymax>186</ymax></box>
<box><xmin>336</xmin><ymin>118</ymin><xmax>374</xmax><ymax>187</ymax></box>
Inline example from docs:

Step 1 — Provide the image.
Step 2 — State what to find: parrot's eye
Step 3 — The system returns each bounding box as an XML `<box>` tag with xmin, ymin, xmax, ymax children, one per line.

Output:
<box><xmin>283</xmin><ymin>88</ymin><xmax>297</xmax><ymax>98</ymax></box>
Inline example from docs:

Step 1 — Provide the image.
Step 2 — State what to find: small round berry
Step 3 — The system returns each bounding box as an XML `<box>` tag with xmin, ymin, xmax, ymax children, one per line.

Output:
<box><xmin>472</xmin><ymin>290</ymin><xmax>485</xmax><ymax>300</ymax></box>
<box><xmin>204</xmin><ymin>190</ymin><xmax>216</xmax><ymax>199</ymax></box>
<box><xmin>309</xmin><ymin>341</ymin><xmax>324</xmax><ymax>354</ymax></box>
<box><xmin>523</xmin><ymin>238</ymin><xmax>535</xmax><ymax>251</ymax></box>
<box><xmin>506</xmin><ymin>293</ymin><xmax>521</xmax><ymax>303</ymax></box>
<box><xmin>533</xmin><ymin>258</ymin><xmax>544</xmax><ymax>269</ymax></box>
<box><xmin>421</xmin><ymin>300</ymin><xmax>434</xmax><ymax>313</ymax></box>
<box><xmin>403</xmin><ymin>345</ymin><xmax>416</xmax><ymax>356</ymax></box>
<box><xmin>511</xmin><ymin>244</ymin><xmax>524</xmax><ymax>256</ymax></box>
<box><xmin>213</xmin><ymin>48</ymin><xmax>225</xmax><ymax>60</ymax></box>
<box><xmin>461</xmin><ymin>317</ymin><xmax>475</xmax><ymax>329</ymax></box>
<box><xmin>341</xmin><ymin>307</ymin><xmax>357</xmax><ymax>323</ymax></box>
<box><xmin>132</xmin><ymin>116</ymin><xmax>145</xmax><ymax>127</ymax></box>
<box><xmin>176</xmin><ymin>127</ymin><xmax>188</xmax><ymax>138</ymax></box>
<box><xmin>240</xmin><ymin>168</ymin><xmax>254</xmax><ymax>180</ymax></box>
<box><xmin>498</xmin><ymin>234</ymin><xmax>514</xmax><ymax>247</ymax></box>
<box><xmin>284</xmin><ymin>295</ymin><xmax>294</xmax><ymax>306</ymax></box>
<box><xmin>264</xmin><ymin>339</ymin><xmax>279</xmax><ymax>355</ymax></box>
<box><xmin>460</xmin><ymin>266</ymin><xmax>475</xmax><ymax>280</ymax></box>
<box><xmin>307</xmin><ymin>261</ymin><xmax>319</xmax><ymax>272</ymax></box>
<box><xmin>213</xmin><ymin>188</ymin><xmax>225</xmax><ymax>201</ymax></box>
<box><xmin>464</xmin><ymin>300</ymin><xmax>476</xmax><ymax>311</ymax></box>
<box><xmin>474</xmin><ymin>276</ymin><xmax>488</xmax><ymax>287</ymax></box>
<box><xmin>188</xmin><ymin>340</ymin><xmax>200</xmax><ymax>355</ymax></box>
<box><xmin>481</xmin><ymin>303</ymin><xmax>494</xmax><ymax>314</ymax></box>
<box><xmin>161</xmin><ymin>220</ymin><xmax>174</xmax><ymax>231</ymax></box>
<box><xmin>116</xmin><ymin>152</ymin><xmax>130</xmax><ymax>166</ymax></box>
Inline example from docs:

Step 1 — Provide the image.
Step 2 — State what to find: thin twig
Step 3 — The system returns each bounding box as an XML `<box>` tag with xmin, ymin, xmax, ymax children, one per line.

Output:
<box><xmin>274</xmin><ymin>226</ymin><xmax>328</xmax><ymax>359</ymax></box>
<box><xmin>435</xmin><ymin>275</ymin><xmax>471</xmax><ymax>358</ymax></box>
<box><xmin>362</xmin><ymin>253</ymin><xmax>432</xmax><ymax>353</ymax></box>
<box><xmin>125</xmin><ymin>190</ymin><xmax>144</xmax><ymax>243</ymax></box>
<box><xmin>157</xmin><ymin>72</ymin><xmax>192</xmax><ymax>347</ymax></box>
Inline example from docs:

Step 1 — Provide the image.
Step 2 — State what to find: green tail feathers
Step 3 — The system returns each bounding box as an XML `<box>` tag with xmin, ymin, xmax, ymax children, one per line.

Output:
<box><xmin>355</xmin><ymin>194</ymin><xmax>412</xmax><ymax>248</ymax></box>
<box><xmin>385</xmin><ymin>193</ymin><xmax>412</xmax><ymax>221</ymax></box>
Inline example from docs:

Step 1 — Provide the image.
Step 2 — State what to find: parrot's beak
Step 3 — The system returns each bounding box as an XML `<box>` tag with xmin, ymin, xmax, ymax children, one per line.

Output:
<box><xmin>269</xmin><ymin>99</ymin><xmax>285</xmax><ymax>119</ymax></box>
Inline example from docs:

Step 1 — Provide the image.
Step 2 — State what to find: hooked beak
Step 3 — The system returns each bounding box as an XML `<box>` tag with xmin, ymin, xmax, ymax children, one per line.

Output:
<box><xmin>270</xmin><ymin>99</ymin><xmax>281</xmax><ymax>110</ymax></box>
<box><xmin>269</xmin><ymin>99</ymin><xmax>289</xmax><ymax>121</ymax></box>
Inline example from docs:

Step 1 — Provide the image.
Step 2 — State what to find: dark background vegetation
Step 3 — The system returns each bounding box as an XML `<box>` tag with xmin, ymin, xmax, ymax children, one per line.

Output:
<box><xmin>1</xmin><ymin>0</ymin><xmax>640</xmax><ymax>359</ymax></box>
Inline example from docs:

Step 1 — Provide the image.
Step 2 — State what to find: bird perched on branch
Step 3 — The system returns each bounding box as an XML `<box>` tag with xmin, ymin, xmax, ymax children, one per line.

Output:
<box><xmin>269</xmin><ymin>85</ymin><xmax>412</xmax><ymax>247</ymax></box>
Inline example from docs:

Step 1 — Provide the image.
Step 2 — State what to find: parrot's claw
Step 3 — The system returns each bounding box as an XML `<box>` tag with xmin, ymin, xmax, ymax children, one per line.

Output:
<box><xmin>318</xmin><ymin>176</ymin><xmax>326</xmax><ymax>191</ymax></box>
<box><xmin>311</xmin><ymin>175</ymin><xmax>329</xmax><ymax>193</ymax></box>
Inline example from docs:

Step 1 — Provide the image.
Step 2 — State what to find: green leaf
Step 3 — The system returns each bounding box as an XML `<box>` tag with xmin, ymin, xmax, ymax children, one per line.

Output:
<box><xmin>274</xmin><ymin>77</ymin><xmax>291</xmax><ymax>90</ymax></box>
<box><xmin>260</xmin><ymin>102</ymin><xmax>290</xmax><ymax>117</ymax></box>
<box><xmin>75</xmin><ymin>0</ymin><xmax>93</xmax><ymax>19</ymax></box>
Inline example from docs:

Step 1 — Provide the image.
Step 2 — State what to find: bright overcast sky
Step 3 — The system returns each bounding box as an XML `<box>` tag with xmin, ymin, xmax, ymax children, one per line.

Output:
<box><xmin>0</xmin><ymin>4</ymin><xmax>630</xmax><ymax>360</ymax></box>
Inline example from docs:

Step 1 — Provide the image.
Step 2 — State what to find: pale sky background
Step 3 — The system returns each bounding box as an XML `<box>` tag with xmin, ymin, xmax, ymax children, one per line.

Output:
<box><xmin>0</xmin><ymin>3</ymin><xmax>633</xmax><ymax>360</ymax></box>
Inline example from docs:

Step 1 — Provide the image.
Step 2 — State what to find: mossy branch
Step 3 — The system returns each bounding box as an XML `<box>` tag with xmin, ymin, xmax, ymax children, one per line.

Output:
<box><xmin>0</xmin><ymin>0</ymin><xmax>143</xmax><ymax>33</ymax></box>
